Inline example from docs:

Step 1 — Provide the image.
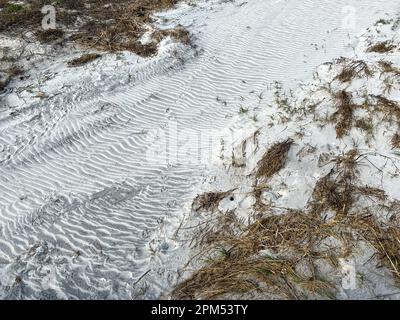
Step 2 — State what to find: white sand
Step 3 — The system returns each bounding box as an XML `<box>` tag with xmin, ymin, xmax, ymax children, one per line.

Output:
<box><xmin>0</xmin><ymin>0</ymin><xmax>399</xmax><ymax>299</ymax></box>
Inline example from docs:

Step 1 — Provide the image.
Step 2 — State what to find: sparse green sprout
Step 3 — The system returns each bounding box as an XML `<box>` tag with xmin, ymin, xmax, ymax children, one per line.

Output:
<box><xmin>239</xmin><ymin>106</ymin><xmax>249</xmax><ymax>114</ymax></box>
<box><xmin>375</xmin><ymin>18</ymin><xmax>391</xmax><ymax>26</ymax></box>
<box><xmin>4</xmin><ymin>3</ymin><xmax>24</xmax><ymax>13</ymax></box>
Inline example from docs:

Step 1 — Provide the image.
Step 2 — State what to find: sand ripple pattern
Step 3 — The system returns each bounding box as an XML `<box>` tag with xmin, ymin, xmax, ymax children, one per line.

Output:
<box><xmin>0</xmin><ymin>0</ymin><xmax>397</xmax><ymax>299</ymax></box>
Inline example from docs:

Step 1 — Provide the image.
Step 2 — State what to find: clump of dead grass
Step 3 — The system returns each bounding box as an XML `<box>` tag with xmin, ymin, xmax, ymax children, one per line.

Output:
<box><xmin>0</xmin><ymin>65</ymin><xmax>24</xmax><ymax>92</ymax></box>
<box><xmin>192</xmin><ymin>190</ymin><xmax>235</xmax><ymax>213</ymax></box>
<box><xmin>310</xmin><ymin>57</ymin><xmax>400</xmax><ymax>140</ymax></box>
<box><xmin>391</xmin><ymin>133</ymin><xmax>400</xmax><ymax>149</ymax></box>
<box><xmin>349</xmin><ymin>215</ymin><xmax>400</xmax><ymax>281</ymax></box>
<box><xmin>0</xmin><ymin>0</ymin><xmax>191</xmax><ymax>91</ymax></box>
<box><xmin>367</xmin><ymin>41</ymin><xmax>397</xmax><ymax>53</ymax></box>
<box><xmin>35</xmin><ymin>29</ymin><xmax>64</xmax><ymax>43</ymax></box>
<box><xmin>174</xmin><ymin>145</ymin><xmax>400</xmax><ymax>299</ymax></box>
<box><xmin>0</xmin><ymin>1</ymin><xmax>43</xmax><ymax>32</ymax></box>
<box><xmin>335</xmin><ymin>59</ymin><xmax>372</xmax><ymax>83</ymax></box>
<box><xmin>174</xmin><ymin>197</ymin><xmax>360</xmax><ymax>300</ymax></box>
<box><xmin>71</xmin><ymin>0</ymin><xmax>186</xmax><ymax>56</ymax></box>
<box><xmin>175</xmin><ymin>184</ymin><xmax>400</xmax><ymax>299</ymax></box>
<box><xmin>310</xmin><ymin>149</ymin><xmax>359</xmax><ymax>216</ymax></box>
<box><xmin>173</xmin><ymin>208</ymin><xmax>339</xmax><ymax>299</ymax></box>
<box><xmin>67</xmin><ymin>53</ymin><xmax>101</xmax><ymax>67</ymax></box>
<box><xmin>310</xmin><ymin>174</ymin><xmax>354</xmax><ymax>216</ymax></box>
<box><xmin>378</xmin><ymin>60</ymin><xmax>400</xmax><ymax>75</ymax></box>
<box><xmin>370</xmin><ymin>95</ymin><xmax>400</xmax><ymax>125</ymax></box>
<box><xmin>322</xmin><ymin>90</ymin><xmax>400</xmax><ymax>140</ymax></box>
<box><xmin>6</xmin><ymin>65</ymin><xmax>24</xmax><ymax>77</ymax></box>
<box><xmin>255</xmin><ymin>139</ymin><xmax>293</xmax><ymax>180</ymax></box>
<box><xmin>173</xmin><ymin>246</ymin><xmax>303</xmax><ymax>299</ymax></box>
<box><xmin>0</xmin><ymin>0</ymin><xmax>189</xmax><ymax>57</ymax></box>
<box><xmin>153</xmin><ymin>25</ymin><xmax>191</xmax><ymax>46</ymax></box>
<box><xmin>332</xmin><ymin>90</ymin><xmax>356</xmax><ymax>138</ymax></box>
<box><xmin>355</xmin><ymin>118</ymin><xmax>373</xmax><ymax>134</ymax></box>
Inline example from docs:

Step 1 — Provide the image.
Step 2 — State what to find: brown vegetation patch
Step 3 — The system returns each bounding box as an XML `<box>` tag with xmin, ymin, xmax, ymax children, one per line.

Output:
<box><xmin>192</xmin><ymin>190</ymin><xmax>234</xmax><ymax>213</ymax></box>
<box><xmin>67</xmin><ymin>53</ymin><xmax>101</xmax><ymax>67</ymax></box>
<box><xmin>355</xmin><ymin>118</ymin><xmax>374</xmax><ymax>135</ymax></box>
<box><xmin>35</xmin><ymin>29</ymin><xmax>64</xmax><ymax>43</ymax></box>
<box><xmin>6</xmin><ymin>65</ymin><xmax>23</xmax><ymax>77</ymax></box>
<box><xmin>173</xmin><ymin>207</ymin><xmax>338</xmax><ymax>299</ymax></box>
<box><xmin>371</xmin><ymin>95</ymin><xmax>400</xmax><ymax>124</ymax></box>
<box><xmin>323</xmin><ymin>90</ymin><xmax>400</xmax><ymax>140</ymax></box>
<box><xmin>68</xmin><ymin>0</ymin><xmax>183</xmax><ymax>56</ymax></box>
<box><xmin>153</xmin><ymin>25</ymin><xmax>191</xmax><ymax>46</ymax></box>
<box><xmin>0</xmin><ymin>64</ymin><xmax>24</xmax><ymax>92</ymax></box>
<box><xmin>310</xmin><ymin>149</ymin><xmax>359</xmax><ymax>216</ymax></box>
<box><xmin>0</xmin><ymin>0</ymin><xmax>189</xmax><ymax>57</ymax></box>
<box><xmin>391</xmin><ymin>133</ymin><xmax>400</xmax><ymax>149</ymax></box>
<box><xmin>310</xmin><ymin>175</ymin><xmax>354</xmax><ymax>216</ymax></box>
<box><xmin>367</xmin><ymin>41</ymin><xmax>397</xmax><ymax>53</ymax></box>
<box><xmin>332</xmin><ymin>90</ymin><xmax>356</xmax><ymax>138</ymax></box>
<box><xmin>174</xmin><ymin>153</ymin><xmax>400</xmax><ymax>299</ymax></box>
<box><xmin>0</xmin><ymin>2</ymin><xmax>43</xmax><ymax>32</ymax></box>
<box><xmin>351</xmin><ymin>215</ymin><xmax>400</xmax><ymax>280</ymax></box>
<box><xmin>335</xmin><ymin>59</ymin><xmax>372</xmax><ymax>83</ymax></box>
<box><xmin>255</xmin><ymin>139</ymin><xmax>293</xmax><ymax>180</ymax></box>
<box><xmin>378</xmin><ymin>60</ymin><xmax>400</xmax><ymax>75</ymax></box>
<box><xmin>176</xmin><ymin>208</ymin><xmax>400</xmax><ymax>299</ymax></box>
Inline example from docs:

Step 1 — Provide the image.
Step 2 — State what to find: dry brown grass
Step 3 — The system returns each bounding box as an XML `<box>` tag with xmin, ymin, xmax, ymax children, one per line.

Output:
<box><xmin>0</xmin><ymin>1</ymin><xmax>189</xmax><ymax>91</ymax></box>
<box><xmin>153</xmin><ymin>25</ymin><xmax>191</xmax><ymax>46</ymax></box>
<box><xmin>174</xmin><ymin>186</ymin><xmax>400</xmax><ymax>299</ymax></box>
<box><xmin>173</xmin><ymin>34</ymin><xmax>400</xmax><ymax>300</ymax></box>
<box><xmin>371</xmin><ymin>95</ymin><xmax>400</xmax><ymax>125</ymax></box>
<box><xmin>310</xmin><ymin>175</ymin><xmax>354</xmax><ymax>216</ymax></box>
<box><xmin>367</xmin><ymin>41</ymin><xmax>397</xmax><ymax>53</ymax></box>
<box><xmin>70</xmin><ymin>0</ymin><xmax>185</xmax><ymax>56</ymax></box>
<box><xmin>349</xmin><ymin>215</ymin><xmax>400</xmax><ymax>281</ymax></box>
<box><xmin>332</xmin><ymin>90</ymin><xmax>355</xmax><ymax>138</ymax></box>
<box><xmin>355</xmin><ymin>118</ymin><xmax>373</xmax><ymax>134</ymax></box>
<box><xmin>314</xmin><ymin>58</ymin><xmax>400</xmax><ymax>140</ymax></box>
<box><xmin>378</xmin><ymin>60</ymin><xmax>400</xmax><ymax>75</ymax></box>
<box><xmin>326</xmin><ymin>90</ymin><xmax>400</xmax><ymax>139</ymax></box>
<box><xmin>35</xmin><ymin>29</ymin><xmax>64</xmax><ymax>43</ymax></box>
<box><xmin>173</xmin><ymin>208</ymin><xmax>338</xmax><ymax>299</ymax></box>
<box><xmin>310</xmin><ymin>149</ymin><xmax>359</xmax><ymax>216</ymax></box>
<box><xmin>0</xmin><ymin>66</ymin><xmax>24</xmax><ymax>92</ymax></box>
<box><xmin>0</xmin><ymin>0</ymin><xmax>189</xmax><ymax>57</ymax></box>
<box><xmin>0</xmin><ymin>1</ymin><xmax>43</xmax><ymax>32</ymax></box>
<box><xmin>6</xmin><ymin>65</ymin><xmax>24</xmax><ymax>77</ymax></box>
<box><xmin>173</xmin><ymin>247</ymin><xmax>303</xmax><ymax>299</ymax></box>
<box><xmin>255</xmin><ymin>139</ymin><xmax>293</xmax><ymax>180</ymax></box>
<box><xmin>173</xmin><ymin>145</ymin><xmax>400</xmax><ymax>299</ymax></box>
<box><xmin>391</xmin><ymin>133</ymin><xmax>400</xmax><ymax>149</ymax></box>
<box><xmin>335</xmin><ymin>59</ymin><xmax>372</xmax><ymax>83</ymax></box>
<box><xmin>67</xmin><ymin>53</ymin><xmax>101</xmax><ymax>67</ymax></box>
<box><xmin>192</xmin><ymin>190</ymin><xmax>235</xmax><ymax>213</ymax></box>
<box><xmin>324</xmin><ymin>90</ymin><xmax>400</xmax><ymax>140</ymax></box>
